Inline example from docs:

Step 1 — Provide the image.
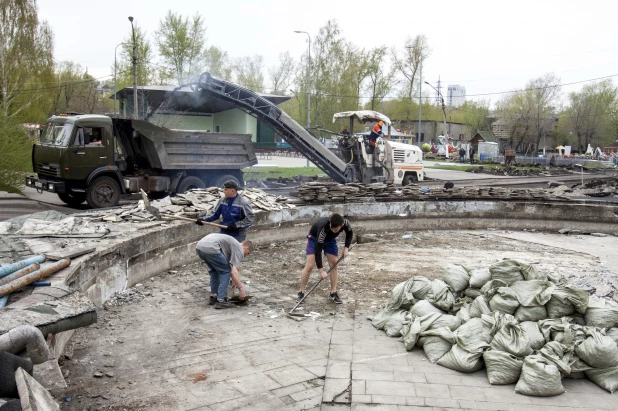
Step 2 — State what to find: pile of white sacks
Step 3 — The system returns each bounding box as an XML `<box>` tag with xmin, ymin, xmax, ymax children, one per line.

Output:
<box><xmin>369</xmin><ymin>259</ymin><xmax>618</xmax><ymax>396</ymax></box>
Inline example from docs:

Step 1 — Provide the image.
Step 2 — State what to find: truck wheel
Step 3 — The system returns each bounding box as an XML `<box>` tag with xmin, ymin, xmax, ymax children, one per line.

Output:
<box><xmin>402</xmin><ymin>174</ymin><xmax>418</xmax><ymax>186</ymax></box>
<box><xmin>212</xmin><ymin>174</ymin><xmax>241</xmax><ymax>189</ymax></box>
<box><xmin>57</xmin><ymin>193</ymin><xmax>86</xmax><ymax>206</ymax></box>
<box><xmin>86</xmin><ymin>176</ymin><xmax>121</xmax><ymax>208</ymax></box>
<box><xmin>176</xmin><ymin>176</ymin><xmax>206</xmax><ymax>193</ymax></box>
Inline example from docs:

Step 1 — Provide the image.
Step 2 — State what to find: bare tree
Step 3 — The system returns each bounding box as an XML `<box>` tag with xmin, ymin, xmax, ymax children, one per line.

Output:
<box><xmin>233</xmin><ymin>55</ymin><xmax>265</xmax><ymax>92</ymax></box>
<box><xmin>269</xmin><ymin>52</ymin><xmax>295</xmax><ymax>95</ymax></box>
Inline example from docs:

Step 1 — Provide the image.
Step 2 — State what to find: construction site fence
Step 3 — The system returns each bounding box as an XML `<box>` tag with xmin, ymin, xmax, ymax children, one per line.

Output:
<box><xmin>488</xmin><ymin>155</ymin><xmax>616</xmax><ymax>167</ymax></box>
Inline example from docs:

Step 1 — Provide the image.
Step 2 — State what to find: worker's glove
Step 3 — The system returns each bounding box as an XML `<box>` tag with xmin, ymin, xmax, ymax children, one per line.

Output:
<box><xmin>227</xmin><ymin>223</ymin><xmax>238</xmax><ymax>232</ymax></box>
<box><xmin>196</xmin><ymin>218</ymin><xmax>205</xmax><ymax>226</ymax></box>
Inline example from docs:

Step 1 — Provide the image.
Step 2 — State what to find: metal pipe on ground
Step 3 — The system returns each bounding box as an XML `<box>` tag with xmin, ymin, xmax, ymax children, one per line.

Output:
<box><xmin>0</xmin><ymin>295</ymin><xmax>8</xmax><ymax>308</ymax></box>
<box><xmin>0</xmin><ymin>263</ymin><xmax>41</xmax><ymax>286</ymax></box>
<box><xmin>0</xmin><ymin>255</ymin><xmax>46</xmax><ymax>278</ymax></box>
<box><xmin>0</xmin><ymin>325</ymin><xmax>52</xmax><ymax>364</ymax></box>
<box><xmin>0</xmin><ymin>259</ymin><xmax>70</xmax><ymax>298</ymax></box>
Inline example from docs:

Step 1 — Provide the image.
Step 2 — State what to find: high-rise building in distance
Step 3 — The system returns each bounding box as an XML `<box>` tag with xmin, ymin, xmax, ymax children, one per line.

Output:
<box><xmin>447</xmin><ymin>85</ymin><xmax>466</xmax><ymax>108</ymax></box>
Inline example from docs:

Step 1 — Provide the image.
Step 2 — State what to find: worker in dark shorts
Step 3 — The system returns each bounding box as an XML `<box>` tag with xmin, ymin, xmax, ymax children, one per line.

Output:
<box><xmin>297</xmin><ymin>213</ymin><xmax>353</xmax><ymax>304</ymax></box>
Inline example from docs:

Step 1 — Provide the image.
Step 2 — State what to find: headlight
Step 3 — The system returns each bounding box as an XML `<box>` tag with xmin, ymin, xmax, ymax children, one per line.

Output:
<box><xmin>48</xmin><ymin>183</ymin><xmax>54</xmax><ymax>191</ymax></box>
<box><xmin>26</xmin><ymin>178</ymin><xmax>32</xmax><ymax>186</ymax></box>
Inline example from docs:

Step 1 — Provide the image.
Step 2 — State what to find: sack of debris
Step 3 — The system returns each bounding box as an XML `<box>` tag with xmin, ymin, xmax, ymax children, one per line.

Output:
<box><xmin>519</xmin><ymin>321</ymin><xmax>546</xmax><ymax>350</ymax></box>
<box><xmin>546</xmin><ymin>285</ymin><xmax>589</xmax><ymax>318</ymax></box>
<box><xmin>584</xmin><ymin>297</ymin><xmax>618</xmax><ymax>328</ymax></box>
<box><xmin>488</xmin><ymin>287</ymin><xmax>520</xmax><ymax>315</ymax></box>
<box><xmin>606</xmin><ymin>327</ymin><xmax>618</xmax><ymax>344</ymax></box>
<box><xmin>509</xmin><ymin>280</ymin><xmax>555</xmax><ymax>307</ymax></box>
<box><xmin>442</xmin><ymin>264</ymin><xmax>470</xmax><ymax>293</ymax></box>
<box><xmin>383</xmin><ymin>310</ymin><xmax>409</xmax><ymax>337</ymax></box>
<box><xmin>585</xmin><ymin>366</ymin><xmax>618</xmax><ymax>393</ymax></box>
<box><xmin>538</xmin><ymin>341</ymin><xmax>572</xmax><ymax>376</ymax></box>
<box><xmin>490</xmin><ymin>322</ymin><xmax>533</xmax><ymax>357</ymax></box>
<box><xmin>469</xmin><ymin>295</ymin><xmax>492</xmax><ymax>318</ymax></box>
<box><xmin>469</xmin><ymin>268</ymin><xmax>491</xmax><ymax>289</ymax></box>
<box><xmin>574</xmin><ymin>329</ymin><xmax>618</xmax><ymax>369</ymax></box>
<box><xmin>453</xmin><ymin>317</ymin><xmax>493</xmax><ymax>353</ymax></box>
<box><xmin>401</xmin><ymin>312</ymin><xmax>442</xmax><ymax>350</ymax></box>
<box><xmin>437</xmin><ymin>344</ymin><xmax>485</xmax><ymax>373</ymax></box>
<box><xmin>514</xmin><ymin>305</ymin><xmax>548</xmax><ymax>322</ymax></box>
<box><xmin>483</xmin><ymin>349</ymin><xmax>524</xmax><ymax>385</ymax></box>
<box><xmin>426</xmin><ymin>279</ymin><xmax>455</xmax><ymax>311</ymax></box>
<box><xmin>515</xmin><ymin>355</ymin><xmax>565</xmax><ymax>397</ymax></box>
<box><xmin>410</xmin><ymin>299</ymin><xmax>445</xmax><ymax>317</ymax></box>
<box><xmin>490</xmin><ymin>259</ymin><xmax>545</xmax><ymax>285</ymax></box>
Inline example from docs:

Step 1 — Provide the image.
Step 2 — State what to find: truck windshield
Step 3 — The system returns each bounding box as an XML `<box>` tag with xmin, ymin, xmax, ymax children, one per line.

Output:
<box><xmin>40</xmin><ymin>122</ymin><xmax>74</xmax><ymax>146</ymax></box>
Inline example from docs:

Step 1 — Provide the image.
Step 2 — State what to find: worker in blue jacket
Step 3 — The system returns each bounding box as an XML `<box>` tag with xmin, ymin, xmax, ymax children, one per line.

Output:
<box><xmin>196</xmin><ymin>180</ymin><xmax>255</xmax><ymax>242</ymax></box>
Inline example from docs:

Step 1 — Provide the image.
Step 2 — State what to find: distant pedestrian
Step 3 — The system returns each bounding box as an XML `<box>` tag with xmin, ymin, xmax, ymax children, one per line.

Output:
<box><xmin>196</xmin><ymin>233</ymin><xmax>253</xmax><ymax>309</ymax></box>
<box><xmin>459</xmin><ymin>147</ymin><xmax>465</xmax><ymax>163</ymax></box>
<box><xmin>197</xmin><ymin>180</ymin><xmax>254</xmax><ymax>242</ymax></box>
<box><xmin>469</xmin><ymin>147</ymin><xmax>476</xmax><ymax>164</ymax></box>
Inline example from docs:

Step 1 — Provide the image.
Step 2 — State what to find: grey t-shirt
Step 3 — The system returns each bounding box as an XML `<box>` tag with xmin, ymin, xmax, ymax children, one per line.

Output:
<box><xmin>196</xmin><ymin>234</ymin><xmax>244</xmax><ymax>267</ymax></box>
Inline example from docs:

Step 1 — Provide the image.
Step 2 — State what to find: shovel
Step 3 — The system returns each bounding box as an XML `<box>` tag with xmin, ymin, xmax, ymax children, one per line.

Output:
<box><xmin>287</xmin><ymin>242</ymin><xmax>356</xmax><ymax>318</ymax></box>
<box><xmin>140</xmin><ymin>189</ymin><xmax>228</xmax><ymax>229</ymax></box>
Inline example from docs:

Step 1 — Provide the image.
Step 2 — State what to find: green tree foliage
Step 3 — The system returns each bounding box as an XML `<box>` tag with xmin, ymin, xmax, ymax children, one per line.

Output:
<box><xmin>115</xmin><ymin>24</ymin><xmax>157</xmax><ymax>90</ymax></box>
<box><xmin>155</xmin><ymin>11</ymin><xmax>207</xmax><ymax>85</ymax></box>
<box><xmin>50</xmin><ymin>62</ymin><xmax>111</xmax><ymax>115</ymax></box>
<box><xmin>0</xmin><ymin>119</ymin><xmax>33</xmax><ymax>190</ymax></box>
<box><xmin>365</xmin><ymin>47</ymin><xmax>397</xmax><ymax>111</ymax></box>
<box><xmin>496</xmin><ymin>73</ymin><xmax>560</xmax><ymax>152</ymax></box>
<box><xmin>460</xmin><ymin>100</ymin><xmax>491</xmax><ymax>133</ymax></box>
<box><xmin>559</xmin><ymin>79</ymin><xmax>618</xmax><ymax>152</ymax></box>
<box><xmin>268</xmin><ymin>52</ymin><xmax>295</xmax><ymax>95</ymax></box>
<box><xmin>204</xmin><ymin>46</ymin><xmax>233</xmax><ymax>80</ymax></box>
<box><xmin>0</xmin><ymin>0</ymin><xmax>53</xmax><ymax>119</ymax></box>
<box><xmin>391</xmin><ymin>35</ymin><xmax>430</xmax><ymax>122</ymax></box>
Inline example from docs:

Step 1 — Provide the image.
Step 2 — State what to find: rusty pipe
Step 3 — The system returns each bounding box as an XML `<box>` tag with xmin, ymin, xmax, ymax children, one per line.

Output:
<box><xmin>0</xmin><ymin>259</ymin><xmax>70</xmax><ymax>297</ymax></box>
<box><xmin>0</xmin><ymin>255</ymin><xmax>45</xmax><ymax>278</ymax></box>
<box><xmin>0</xmin><ymin>263</ymin><xmax>41</xmax><ymax>286</ymax></box>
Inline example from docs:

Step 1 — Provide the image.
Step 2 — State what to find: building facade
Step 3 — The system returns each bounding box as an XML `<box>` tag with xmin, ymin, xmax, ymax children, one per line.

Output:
<box><xmin>447</xmin><ymin>85</ymin><xmax>466</xmax><ymax>108</ymax></box>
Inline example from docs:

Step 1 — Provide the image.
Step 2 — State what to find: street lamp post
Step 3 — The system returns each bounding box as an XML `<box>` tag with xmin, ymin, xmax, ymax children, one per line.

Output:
<box><xmin>425</xmin><ymin>81</ymin><xmax>449</xmax><ymax>159</ymax></box>
<box><xmin>113</xmin><ymin>42</ymin><xmax>127</xmax><ymax>115</ymax></box>
<box><xmin>128</xmin><ymin>16</ymin><xmax>138</xmax><ymax>120</ymax></box>
<box><xmin>294</xmin><ymin>30</ymin><xmax>311</xmax><ymax>167</ymax></box>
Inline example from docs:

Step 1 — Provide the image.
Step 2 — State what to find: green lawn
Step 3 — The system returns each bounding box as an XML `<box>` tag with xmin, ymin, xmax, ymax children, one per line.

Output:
<box><xmin>0</xmin><ymin>181</ymin><xmax>23</xmax><ymax>194</ymax></box>
<box><xmin>242</xmin><ymin>166</ymin><xmax>324</xmax><ymax>180</ymax></box>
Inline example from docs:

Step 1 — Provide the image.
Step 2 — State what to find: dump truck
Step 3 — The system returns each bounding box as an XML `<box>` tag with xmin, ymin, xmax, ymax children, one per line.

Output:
<box><xmin>190</xmin><ymin>72</ymin><xmax>424</xmax><ymax>185</ymax></box>
<box><xmin>25</xmin><ymin>115</ymin><xmax>256</xmax><ymax>208</ymax></box>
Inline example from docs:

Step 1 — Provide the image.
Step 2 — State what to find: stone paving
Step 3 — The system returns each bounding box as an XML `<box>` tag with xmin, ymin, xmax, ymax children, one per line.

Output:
<box><xmin>64</xmin><ymin>294</ymin><xmax>615</xmax><ymax>411</ymax></box>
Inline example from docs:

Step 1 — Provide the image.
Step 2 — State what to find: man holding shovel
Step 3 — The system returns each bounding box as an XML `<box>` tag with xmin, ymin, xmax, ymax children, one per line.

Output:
<box><xmin>196</xmin><ymin>233</ymin><xmax>253</xmax><ymax>309</ymax></box>
<box><xmin>298</xmin><ymin>213</ymin><xmax>353</xmax><ymax>304</ymax></box>
<box><xmin>197</xmin><ymin>180</ymin><xmax>254</xmax><ymax>242</ymax></box>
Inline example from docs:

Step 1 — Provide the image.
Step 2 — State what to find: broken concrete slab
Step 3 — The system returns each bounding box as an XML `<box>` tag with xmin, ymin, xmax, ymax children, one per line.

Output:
<box><xmin>32</xmin><ymin>359</ymin><xmax>66</xmax><ymax>391</ymax></box>
<box><xmin>44</xmin><ymin>247</ymin><xmax>95</xmax><ymax>261</ymax></box>
<box><xmin>15</xmin><ymin>367</ymin><xmax>60</xmax><ymax>411</ymax></box>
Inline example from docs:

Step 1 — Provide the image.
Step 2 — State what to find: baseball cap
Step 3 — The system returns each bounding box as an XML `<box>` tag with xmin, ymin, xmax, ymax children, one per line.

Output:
<box><xmin>223</xmin><ymin>180</ymin><xmax>240</xmax><ymax>190</ymax></box>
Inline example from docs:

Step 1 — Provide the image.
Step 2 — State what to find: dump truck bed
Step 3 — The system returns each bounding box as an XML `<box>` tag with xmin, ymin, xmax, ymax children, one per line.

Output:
<box><xmin>129</xmin><ymin>120</ymin><xmax>257</xmax><ymax>170</ymax></box>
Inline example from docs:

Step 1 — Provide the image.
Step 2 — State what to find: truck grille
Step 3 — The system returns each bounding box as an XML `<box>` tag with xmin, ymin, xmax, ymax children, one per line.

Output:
<box><xmin>393</xmin><ymin>149</ymin><xmax>406</xmax><ymax>163</ymax></box>
<box><xmin>35</xmin><ymin>163</ymin><xmax>60</xmax><ymax>178</ymax></box>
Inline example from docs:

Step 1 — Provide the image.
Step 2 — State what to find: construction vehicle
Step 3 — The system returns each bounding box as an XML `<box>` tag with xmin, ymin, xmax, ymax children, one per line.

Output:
<box><xmin>190</xmin><ymin>73</ymin><xmax>424</xmax><ymax>185</ymax></box>
<box><xmin>26</xmin><ymin>115</ymin><xmax>256</xmax><ymax>208</ymax></box>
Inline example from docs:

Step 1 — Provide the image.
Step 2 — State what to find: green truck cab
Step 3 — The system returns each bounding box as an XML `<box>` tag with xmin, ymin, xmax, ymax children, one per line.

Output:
<box><xmin>26</xmin><ymin>114</ymin><xmax>257</xmax><ymax>209</ymax></box>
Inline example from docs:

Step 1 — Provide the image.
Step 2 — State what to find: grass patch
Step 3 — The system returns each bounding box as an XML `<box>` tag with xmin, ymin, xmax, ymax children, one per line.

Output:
<box><xmin>0</xmin><ymin>181</ymin><xmax>23</xmax><ymax>195</ymax></box>
<box><xmin>242</xmin><ymin>166</ymin><xmax>324</xmax><ymax>180</ymax></box>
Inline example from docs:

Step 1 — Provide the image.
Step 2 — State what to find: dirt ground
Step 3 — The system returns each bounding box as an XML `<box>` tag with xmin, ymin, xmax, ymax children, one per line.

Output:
<box><xmin>57</xmin><ymin>229</ymin><xmax>618</xmax><ymax>409</ymax></box>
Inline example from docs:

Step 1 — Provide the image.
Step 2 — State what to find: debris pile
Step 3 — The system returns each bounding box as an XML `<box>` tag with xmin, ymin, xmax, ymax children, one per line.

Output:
<box><xmin>370</xmin><ymin>260</ymin><xmax>618</xmax><ymax>396</ymax></box>
<box><xmin>73</xmin><ymin>188</ymin><xmax>295</xmax><ymax>223</ymax></box>
<box><xmin>295</xmin><ymin>182</ymin><xmax>579</xmax><ymax>203</ymax></box>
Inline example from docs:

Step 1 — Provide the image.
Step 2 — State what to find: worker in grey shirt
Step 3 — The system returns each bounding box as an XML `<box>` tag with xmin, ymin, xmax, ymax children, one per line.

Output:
<box><xmin>196</xmin><ymin>233</ymin><xmax>253</xmax><ymax>309</ymax></box>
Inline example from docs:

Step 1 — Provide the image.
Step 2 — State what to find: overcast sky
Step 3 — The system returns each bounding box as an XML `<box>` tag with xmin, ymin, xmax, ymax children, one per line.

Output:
<box><xmin>39</xmin><ymin>0</ymin><xmax>618</xmax><ymax>105</ymax></box>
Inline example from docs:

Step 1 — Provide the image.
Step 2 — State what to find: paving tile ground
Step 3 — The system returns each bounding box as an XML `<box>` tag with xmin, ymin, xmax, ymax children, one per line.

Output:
<box><xmin>61</xmin><ymin>298</ymin><xmax>615</xmax><ymax>410</ymax></box>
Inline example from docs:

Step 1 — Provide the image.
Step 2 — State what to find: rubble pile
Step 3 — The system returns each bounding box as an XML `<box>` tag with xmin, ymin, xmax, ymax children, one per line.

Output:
<box><xmin>370</xmin><ymin>260</ymin><xmax>618</xmax><ymax>396</ymax></box>
<box><xmin>295</xmin><ymin>182</ymin><xmax>578</xmax><ymax>203</ymax></box>
<box><xmin>73</xmin><ymin>188</ymin><xmax>295</xmax><ymax>223</ymax></box>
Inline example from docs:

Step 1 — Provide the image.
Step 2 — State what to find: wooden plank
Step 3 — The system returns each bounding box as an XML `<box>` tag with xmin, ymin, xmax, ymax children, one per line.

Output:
<box><xmin>45</xmin><ymin>248</ymin><xmax>96</xmax><ymax>261</ymax></box>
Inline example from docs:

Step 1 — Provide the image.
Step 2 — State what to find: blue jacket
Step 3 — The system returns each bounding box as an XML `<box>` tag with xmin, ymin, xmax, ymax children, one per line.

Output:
<box><xmin>203</xmin><ymin>194</ymin><xmax>254</xmax><ymax>239</ymax></box>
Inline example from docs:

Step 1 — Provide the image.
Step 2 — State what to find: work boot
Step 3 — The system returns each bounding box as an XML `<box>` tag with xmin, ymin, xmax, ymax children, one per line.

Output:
<box><xmin>215</xmin><ymin>300</ymin><xmax>235</xmax><ymax>309</ymax></box>
<box><xmin>297</xmin><ymin>291</ymin><xmax>306</xmax><ymax>303</ymax></box>
<box><xmin>208</xmin><ymin>295</ymin><xmax>217</xmax><ymax>305</ymax></box>
<box><xmin>329</xmin><ymin>292</ymin><xmax>343</xmax><ymax>304</ymax></box>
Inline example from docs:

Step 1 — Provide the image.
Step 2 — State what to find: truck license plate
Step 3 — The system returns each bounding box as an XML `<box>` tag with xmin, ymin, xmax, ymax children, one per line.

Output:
<box><xmin>35</xmin><ymin>182</ymin><xmax>43</xmax><ymax>188</ymax></box>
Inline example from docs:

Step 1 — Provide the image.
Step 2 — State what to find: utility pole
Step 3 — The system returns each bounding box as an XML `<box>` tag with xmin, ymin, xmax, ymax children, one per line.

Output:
<box><xmin>418</xmin><ymin>60</ymin><xmax>422</xmax><ymax>145</ymax></box>
<box><xmin>425</xmin><ymin>78</ymin><xmax>450</xmax><ymax>158</ymax></box>
<box><xmin>129</xmin><ymin>16</ymin><xmax>138</xmax><ymax>120</ymax></box>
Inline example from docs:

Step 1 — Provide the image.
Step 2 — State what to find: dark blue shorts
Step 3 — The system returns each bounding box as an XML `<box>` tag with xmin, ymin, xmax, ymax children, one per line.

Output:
<box><xmin>306</xmin><ymin>235</ymin><xmax>338</xmax><ymax>256</ymax></box>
